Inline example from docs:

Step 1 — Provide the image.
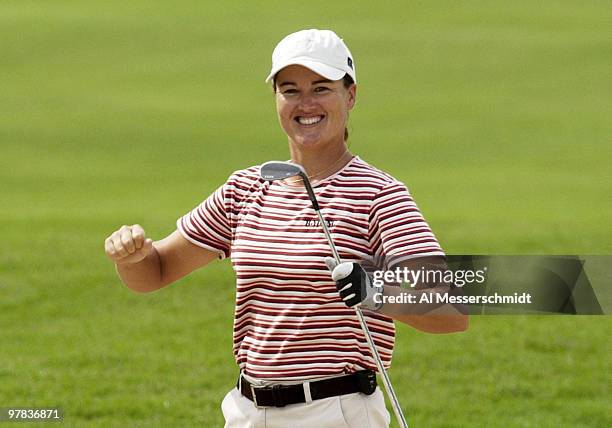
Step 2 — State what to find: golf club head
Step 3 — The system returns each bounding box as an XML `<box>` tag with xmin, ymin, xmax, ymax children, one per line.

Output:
<box><xmin>260</xmin><ymin>160</ymin><xmax>320</xmax><ymax>211</ymax></box>
<box><xmin>260</xmin><ymin>161</ymin><xmax>306</xmax><ymax>181</ymax></box>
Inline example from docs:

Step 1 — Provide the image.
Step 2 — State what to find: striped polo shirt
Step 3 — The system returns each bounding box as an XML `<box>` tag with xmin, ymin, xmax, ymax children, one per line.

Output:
<box><xmin>177</xmin><ymin>156</ymin><xmax>444</xmax><ymax>380</ymax></box>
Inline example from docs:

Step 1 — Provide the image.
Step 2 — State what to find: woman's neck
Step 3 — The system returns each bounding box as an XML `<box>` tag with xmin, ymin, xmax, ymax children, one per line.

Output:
<box><xmin>288</xmin><ymin>142</ymin><xmax>353</xmax><ymax>184</ymax></box>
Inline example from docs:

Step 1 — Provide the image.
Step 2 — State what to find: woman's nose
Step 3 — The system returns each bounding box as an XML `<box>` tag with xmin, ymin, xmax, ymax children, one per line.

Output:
<box><xmin>297</xmin><ymin>92</ymin><xmax>317</xmax><ymax>108</ymax></box>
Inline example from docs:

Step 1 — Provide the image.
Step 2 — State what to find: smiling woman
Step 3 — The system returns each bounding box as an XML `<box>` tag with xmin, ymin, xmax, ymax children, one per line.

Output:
<box><xmin>104</xmin><ymin>28</ymin><xmax>466</xmax><ymax>428</ymax></box>
<box><xmin>273</xmin><ymin>71</ymin><xmax>355</xmax><ymax>145</ymax></box>
<box><xmin>272</xmin><ymin>65</ymin><xmax>356</xmax><ymax>180</ymax></box>
<box><xmin>266</xmin><ymin>29</ymin><xmax>359</xmax><ymax>183</ymax></box>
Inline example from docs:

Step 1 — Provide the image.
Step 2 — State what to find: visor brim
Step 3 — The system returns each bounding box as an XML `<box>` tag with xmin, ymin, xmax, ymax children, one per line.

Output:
<box><xmin>265</xmin><ymin>59</ymin><xmax>348</xmax><ymax>83</ymax></box>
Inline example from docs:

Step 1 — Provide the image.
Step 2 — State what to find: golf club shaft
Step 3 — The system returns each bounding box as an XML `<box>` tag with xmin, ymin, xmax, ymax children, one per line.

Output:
<box><xmin>316</xmin><ymin>210</ymin><xmax>341</xmax><ymax>262</ymax></box>
<box><xmin>355</xmin><ymin>309</ymin><xmax>408</xmax><ymax>428</ymax></box>
<box><xmin>316</xmin><ymin>209</ymin><xmax>409</xmax><ymax>428</ymax></box>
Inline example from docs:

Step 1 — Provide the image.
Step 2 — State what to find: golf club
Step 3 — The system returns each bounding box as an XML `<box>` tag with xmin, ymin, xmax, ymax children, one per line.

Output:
<box><xmin>260</xmin><ymin>160</ymin><xmax>409</xmax><ymax>428</ymax></box>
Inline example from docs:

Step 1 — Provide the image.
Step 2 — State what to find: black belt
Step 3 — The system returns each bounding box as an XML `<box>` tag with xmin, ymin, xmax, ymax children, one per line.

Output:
<box><xmin>237</xmin><ymin>370</ymin><xmax>377</xmax><ymax>408</ymax></box>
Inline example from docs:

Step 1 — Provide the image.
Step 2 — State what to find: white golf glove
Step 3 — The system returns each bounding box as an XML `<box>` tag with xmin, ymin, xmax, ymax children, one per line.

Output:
<box><xmin>324</xmin><ymin>257</ymin><xmax>383</xmax><ymax>311</ymax></box>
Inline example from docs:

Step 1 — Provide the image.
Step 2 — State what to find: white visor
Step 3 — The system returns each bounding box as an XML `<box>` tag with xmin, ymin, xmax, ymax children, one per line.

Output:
<box><xmin>265</xmin><ymin>29</ymin><xmax>356</xmax><ymax>84</ymax></box>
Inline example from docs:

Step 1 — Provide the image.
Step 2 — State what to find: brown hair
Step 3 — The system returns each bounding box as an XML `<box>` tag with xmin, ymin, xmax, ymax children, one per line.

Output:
<box><xmin>273</xmin><ymin>73</ymin><xmax>355</xmax><ymax>142</ymax></box>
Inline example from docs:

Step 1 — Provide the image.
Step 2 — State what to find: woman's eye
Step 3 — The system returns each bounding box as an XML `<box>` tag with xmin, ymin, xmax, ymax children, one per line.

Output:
<box><xmin>283</xmin><ymin>89</ymin><xmax>298</xmax><ymax>94</ymax></box>
<box><xmin>315</xmin><ymin>87</ymin><xmax>330</xmax><ymax>93</ymax></box>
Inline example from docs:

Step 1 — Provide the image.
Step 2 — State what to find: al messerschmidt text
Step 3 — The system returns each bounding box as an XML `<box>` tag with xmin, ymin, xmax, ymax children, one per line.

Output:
<box><xmin>373</xmin><ymin>291</ymin><xmax>533</xmax><ymax>305</ymax></box>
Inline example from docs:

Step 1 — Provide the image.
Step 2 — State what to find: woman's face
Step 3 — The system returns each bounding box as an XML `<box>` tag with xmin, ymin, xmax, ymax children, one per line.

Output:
<box><xmin>275</xmin><ymin>65</ymin><xmax>356</xmax><ymax>149</ymax></box>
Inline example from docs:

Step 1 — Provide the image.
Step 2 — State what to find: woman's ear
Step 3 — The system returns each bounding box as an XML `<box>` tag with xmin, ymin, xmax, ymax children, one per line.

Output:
<box><xmin>347</xmin><ymin>84</ymin><xmax>357</xmax><ymax>110</ymax></box>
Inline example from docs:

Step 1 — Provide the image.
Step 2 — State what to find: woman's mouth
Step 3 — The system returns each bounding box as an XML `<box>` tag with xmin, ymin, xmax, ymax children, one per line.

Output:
<box><xmin>295</xmin><ymin>115</ymin><xmax>325</xmax><ymax>126</ymax></box>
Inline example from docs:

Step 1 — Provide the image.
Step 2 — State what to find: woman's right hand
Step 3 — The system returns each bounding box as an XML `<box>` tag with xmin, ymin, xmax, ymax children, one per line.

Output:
<box><xmin>104</xmin><ymin>224</ymin><xmax>154</xmax><ymax>265</ymax></box>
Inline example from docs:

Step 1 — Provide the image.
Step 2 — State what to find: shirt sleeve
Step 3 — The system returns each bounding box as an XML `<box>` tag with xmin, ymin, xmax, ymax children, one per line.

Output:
<box><xmin>177</xmin><ymin>181</ymin><xmax>233</xmax><ymax>259</ymax></box>
<box><xmin>369</xmin><ymin>181</ymin><xmax>445</xmax><ymax>268</ymax></box>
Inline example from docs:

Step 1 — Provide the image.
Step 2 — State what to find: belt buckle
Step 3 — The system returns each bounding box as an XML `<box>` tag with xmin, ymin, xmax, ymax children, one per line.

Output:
<box><xmin>250</xmin><ymin>384</ymin><xmax>286</xmax><ymax>408</ymax></box>
<box><xmin>250</xmin><ymin>384</ymin><xmax>262</xmax><ymax>409</ymax></box>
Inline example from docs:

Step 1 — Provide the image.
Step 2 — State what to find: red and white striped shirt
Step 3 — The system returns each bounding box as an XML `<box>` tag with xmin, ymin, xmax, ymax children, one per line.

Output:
<box><xmin>177</xmin><ymin>156</ymin><xmax>444</xmax><ymax>380</ymax></box>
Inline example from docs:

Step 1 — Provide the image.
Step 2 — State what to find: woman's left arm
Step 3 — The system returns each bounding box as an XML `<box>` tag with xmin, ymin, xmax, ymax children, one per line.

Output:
<box><xmin>329</xmin><ymin>256</ymin><xmax>469</xmax><ymax>334</ymax></box>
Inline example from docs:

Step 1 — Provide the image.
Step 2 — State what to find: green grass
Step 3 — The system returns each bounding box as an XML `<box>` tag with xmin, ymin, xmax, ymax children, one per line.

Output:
<box><xmin>1</xmin><ymin>1</ymin><xmax>610</xmax><ymax>426</ymax></box>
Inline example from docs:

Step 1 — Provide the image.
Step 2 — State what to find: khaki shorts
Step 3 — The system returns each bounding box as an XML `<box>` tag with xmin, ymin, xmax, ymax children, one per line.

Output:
<box><xmin>221</xmin><ymin>386</ymin><xmax>391</xmax><ymax>428</ymax></box>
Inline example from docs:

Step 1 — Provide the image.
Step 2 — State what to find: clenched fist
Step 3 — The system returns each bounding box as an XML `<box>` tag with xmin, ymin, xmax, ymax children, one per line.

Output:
<box><xmin>104</xmin><ymin>224</ymin><xmax>154</xmax><ymax>265</ymax></box>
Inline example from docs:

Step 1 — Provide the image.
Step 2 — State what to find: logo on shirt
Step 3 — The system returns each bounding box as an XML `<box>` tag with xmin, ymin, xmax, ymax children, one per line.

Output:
<box><xmin>305</xmin><ymin>219</ymin><xmax>335</xmax><ymax>228</ymax></box>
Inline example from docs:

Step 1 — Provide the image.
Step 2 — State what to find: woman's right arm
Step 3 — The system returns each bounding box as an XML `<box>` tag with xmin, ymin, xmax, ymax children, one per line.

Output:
<box><xmin>104</xmin><ymin>224</ymin><xmax>220</xmax><ymax>293</ymax></box>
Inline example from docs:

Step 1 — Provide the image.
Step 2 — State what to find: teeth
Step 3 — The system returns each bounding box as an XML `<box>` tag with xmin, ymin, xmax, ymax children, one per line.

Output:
<box><xmin>298</xmin><ymin>116</ymin><xmax>323</xmax><ymax>125</ymax></box>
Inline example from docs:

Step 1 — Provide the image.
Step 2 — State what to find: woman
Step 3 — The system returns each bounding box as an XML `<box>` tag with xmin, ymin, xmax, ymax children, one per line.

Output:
<box><xmin>104</xmin><ymin>29</ymin><xmax>467</xmax><ymax>427</ymax></box>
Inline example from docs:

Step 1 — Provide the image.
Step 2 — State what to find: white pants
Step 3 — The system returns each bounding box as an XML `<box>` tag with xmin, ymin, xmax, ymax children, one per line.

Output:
<box><xmin>221</xmin><ymin>386</ymin><xmax>391</xmax><ymax>428</ymax></box>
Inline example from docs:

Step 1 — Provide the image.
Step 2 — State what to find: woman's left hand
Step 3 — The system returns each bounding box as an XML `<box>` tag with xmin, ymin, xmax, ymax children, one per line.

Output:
<box><xmin>325</xmin><ymin>258</ymin><xmax>382</xmax><ymax>311</ymax></box>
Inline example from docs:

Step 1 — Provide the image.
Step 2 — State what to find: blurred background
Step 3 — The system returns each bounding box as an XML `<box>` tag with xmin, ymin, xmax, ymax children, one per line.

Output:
<box><xmin>1</xmin><ymin>1</ymin><xmax>610</xmax><ymax>426</ymax></box>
